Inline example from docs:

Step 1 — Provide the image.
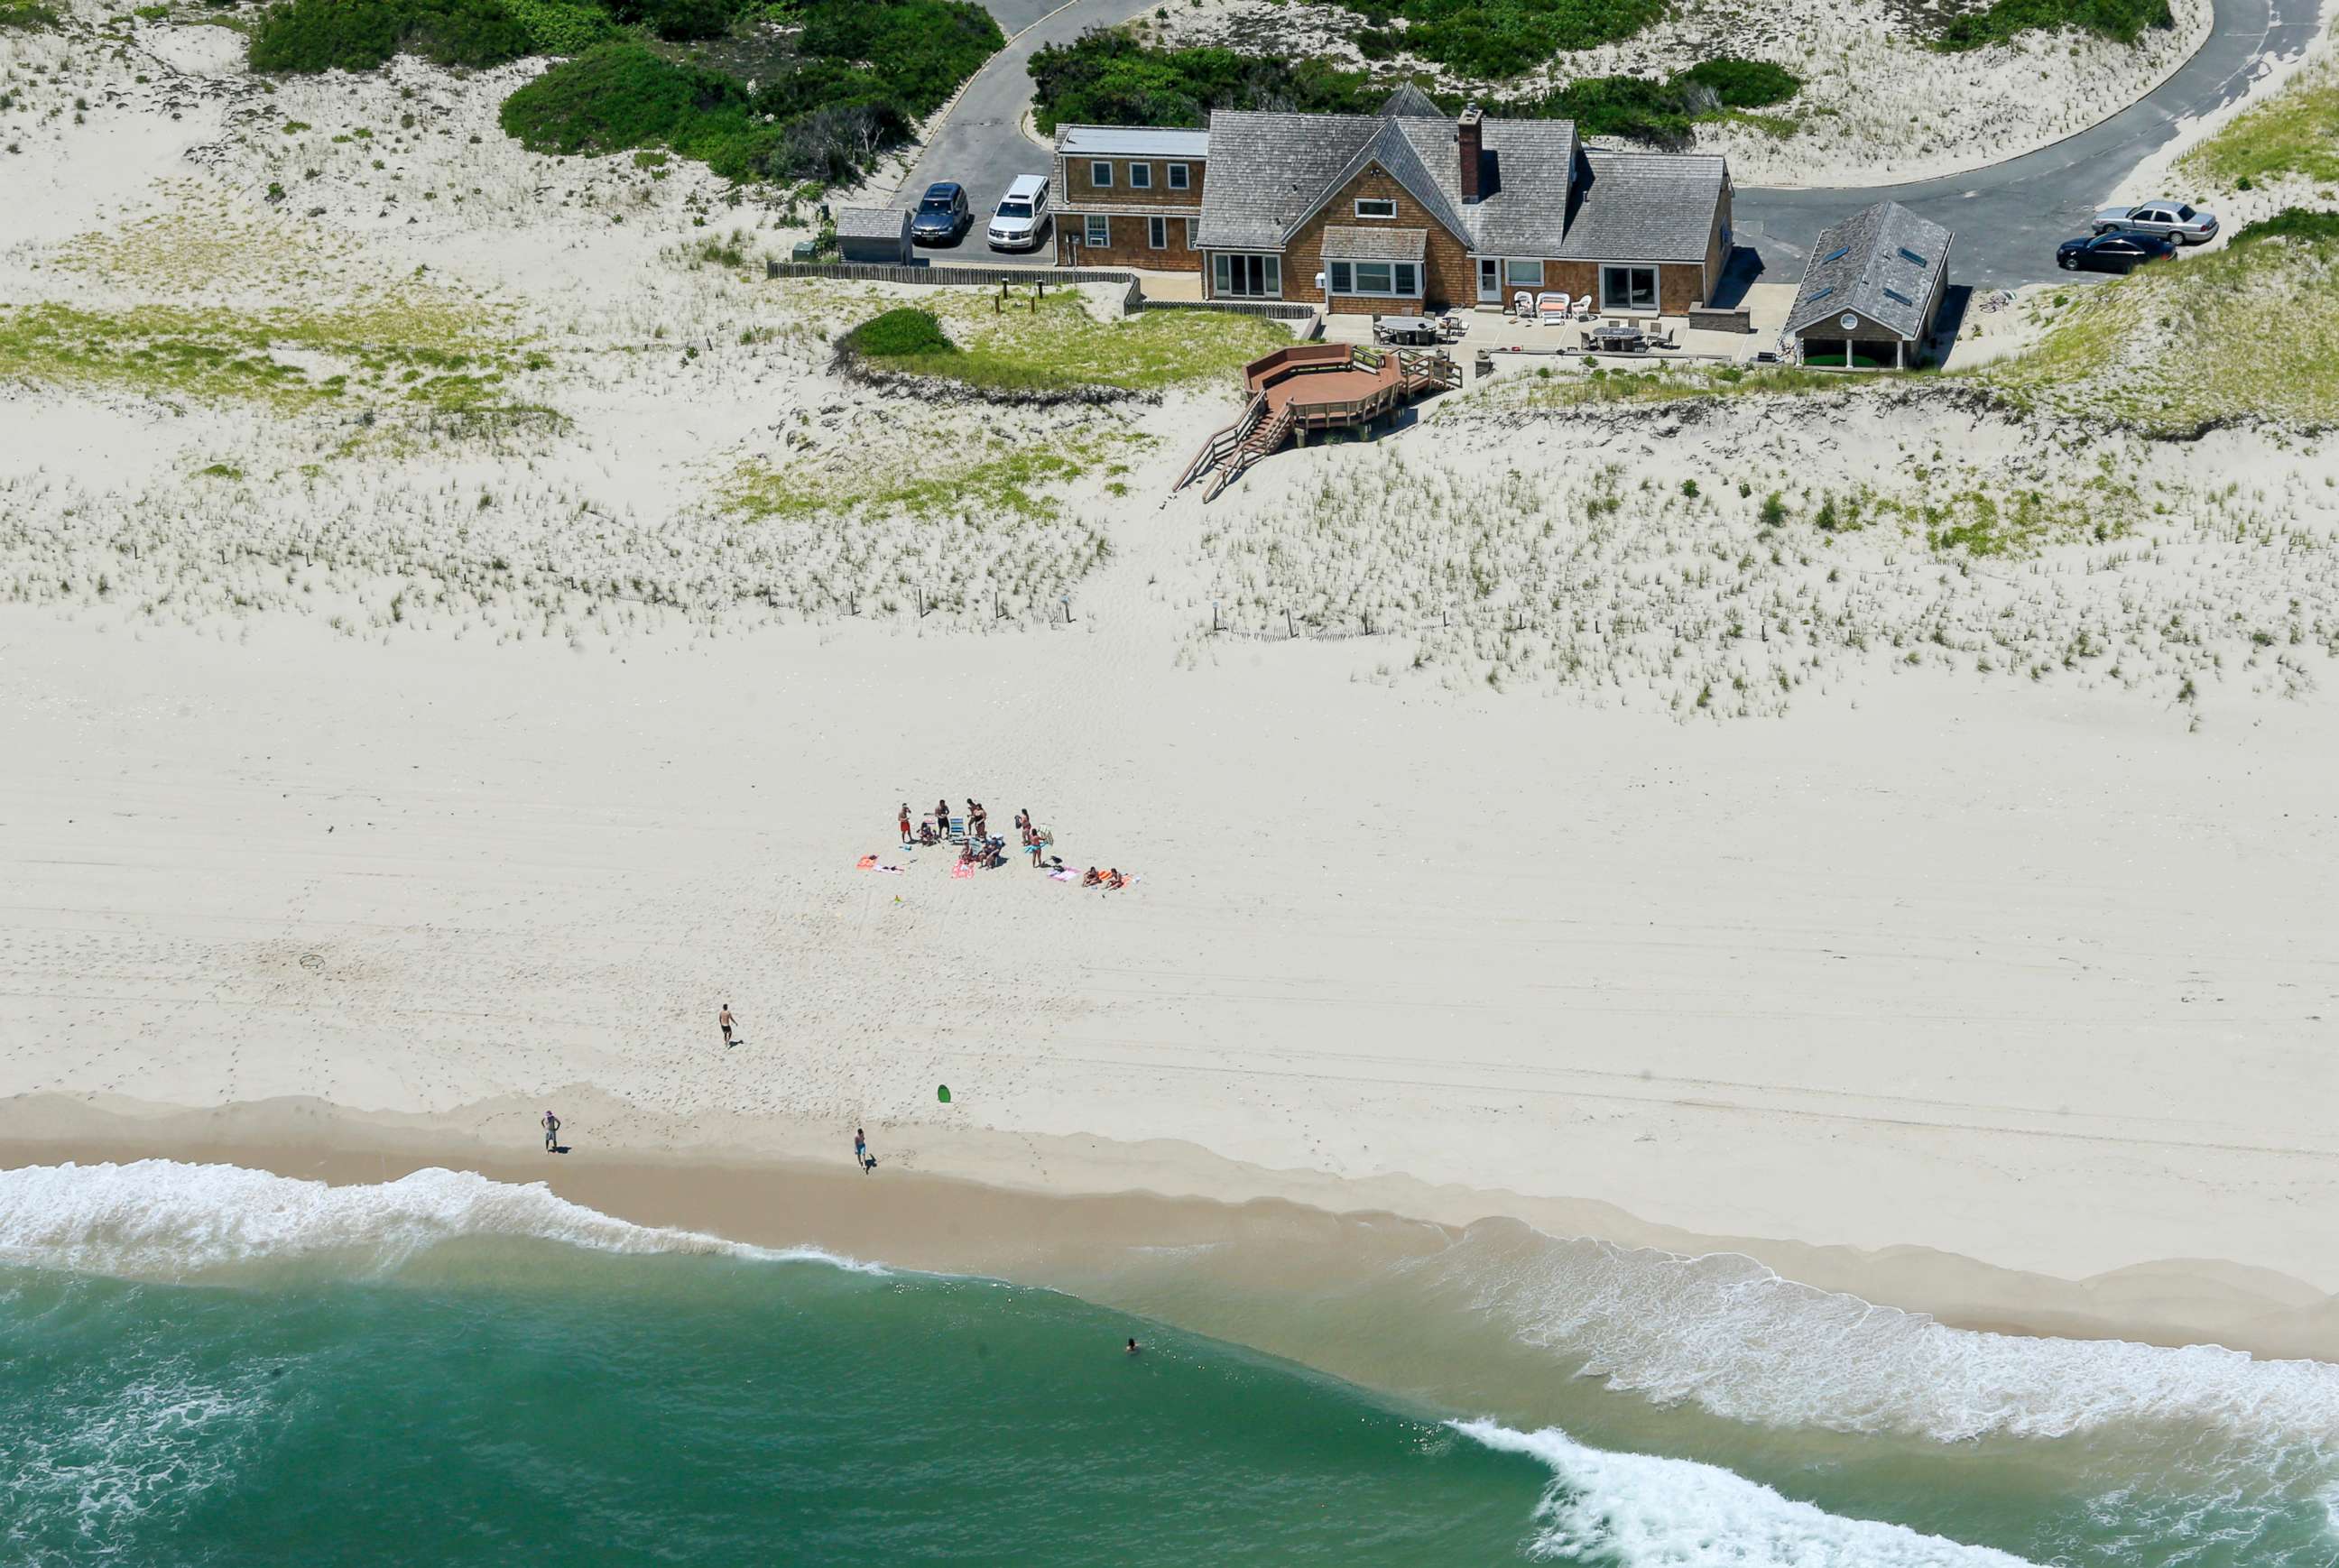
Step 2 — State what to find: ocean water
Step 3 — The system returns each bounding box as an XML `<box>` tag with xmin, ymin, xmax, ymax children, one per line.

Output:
<box><xmin>2</xmin><ymin>1163</ymin><xmax>2334</xmax><ymax>1568</ymax></box>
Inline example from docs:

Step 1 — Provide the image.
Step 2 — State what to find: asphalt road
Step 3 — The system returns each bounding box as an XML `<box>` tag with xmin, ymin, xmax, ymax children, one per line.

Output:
<box><xmin>893</xmin><ymin>0</ymin><xmax>1161</xmax><ymax>268</ymax></box>
<box><xmin>900</xmin><ymin>0</ymin><xmax>2320</xmax><ymax>285</ymax></box>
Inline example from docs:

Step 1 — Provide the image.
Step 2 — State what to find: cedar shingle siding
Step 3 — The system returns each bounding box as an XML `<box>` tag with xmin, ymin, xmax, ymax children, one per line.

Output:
<box><xmin>1053</xmin><ymin>90</ymin><xmax>1731</xmax><ymax>309</ymax></box>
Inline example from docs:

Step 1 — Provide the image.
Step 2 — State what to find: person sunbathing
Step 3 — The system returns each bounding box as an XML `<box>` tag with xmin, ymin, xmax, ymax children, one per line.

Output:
<box><xmin>1081</xmin><ymin>867</ymin><xmax>1104</xmax><ymax>887</ymax></box>
<box><xmin>1103</xmin><ymin>869</ymin><xmax>1126</xmax><ymax>890</ymax></box>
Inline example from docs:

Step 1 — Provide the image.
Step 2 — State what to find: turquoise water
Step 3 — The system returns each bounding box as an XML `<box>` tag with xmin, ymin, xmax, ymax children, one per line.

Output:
<box><xmin>3</xmin><ymin>1162</ymin><xmax>2336</xmax><ymax>1567</ymax></box>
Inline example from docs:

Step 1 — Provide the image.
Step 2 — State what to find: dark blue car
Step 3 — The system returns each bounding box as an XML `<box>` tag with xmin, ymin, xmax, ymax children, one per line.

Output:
<box><xmin>911</xmin><ymin>182</ymin><xmax>971</xmax><ymax>245</ymax></box>
<box><xmin>2056</xmin><ymin>229</ymin><xmax>2176</xmax><ymax>275</ymax></box>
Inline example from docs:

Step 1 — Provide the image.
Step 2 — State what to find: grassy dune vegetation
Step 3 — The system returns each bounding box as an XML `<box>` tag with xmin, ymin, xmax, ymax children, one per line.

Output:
<box><xmin>0</xmin><ymin>299</ymin><xmax>540</xmax><ymax>414</ymax></box>
<box><xmin>1029</xmin><ymin>31</ymin><xmax>1800</xmax><ymax>144</ymax></box>
<box><xmin>1937</xmin><ymin>0</ymin><xmax>2172</xmax><ymax>50</ymax></box>
<box><xmin>836</xmin><ymin>295</ymin><xmax>1290</xmax><ymax>395</ymax></box>
<box><xmin>2178</xmin><ymin>47</ymin><xmax>2339</xmax><ymax>189</ymax></box>
<box><xmin>249</xmin><ymin>0</ymin><xmax>1001</xmax><ymax>188</ymax></box>
<box><xmin>1985</xmin><ymin>221</ymin><xmax>2339</xmax><ymax>433</ymax></box>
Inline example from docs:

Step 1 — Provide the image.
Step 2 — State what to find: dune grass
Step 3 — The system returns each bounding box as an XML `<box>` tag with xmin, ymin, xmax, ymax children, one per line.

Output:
<box><xmin>0</xmin><ymin>299</ymin><xmax>540</xmax><ymax>413</ymax></box>
<box><xmin>721</xmin><ymin>426</ymin><xmax>1142</xmax><ymax>523</ymax></box>
<box><xmin>1493</xmin><ymin>362</ymin><xmax>1873</xmax><ymax>411</ymax></box>
<box><xmin>1983</xmin><ymin>234</ymin><xmax>2339</xmax><ymax>432</ymax></box>
<box><xmin>2177</xmin><ymin>48</ymin><xmax>2339</xmax><ymax>189</ymax></box>
<box><xmin>834</xmin><ymin>289</ymin><xmax>1290</xmax><ymax>394</ymax></box>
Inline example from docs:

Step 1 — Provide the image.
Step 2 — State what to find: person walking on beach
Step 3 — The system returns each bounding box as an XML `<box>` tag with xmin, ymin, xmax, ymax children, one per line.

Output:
<box><xmin>855</xmin><ymin>1128</ymin><xmax>874</xmax><ymax>1173</ymax></box>
<box><xmin>719</xmin><ymin>1003</ymin><xmax>736</xmax><ymax>1047</ymax></box>
<box><xmin>541</xmin><ymin>1110</ymin><xmax>560</xmax><ymax>1153</ymax></box>
<box><xmin>898</xmin><ymin>803</ymin><xmax>912</xmax><ymax>845</ymax></box>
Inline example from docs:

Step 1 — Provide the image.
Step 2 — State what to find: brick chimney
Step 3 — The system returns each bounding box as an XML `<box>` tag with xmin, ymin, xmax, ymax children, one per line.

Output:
<box><xmin>1457</xmin><ymin>103</ymin><xmax>1484</xmax><ymax>203</ymax></box>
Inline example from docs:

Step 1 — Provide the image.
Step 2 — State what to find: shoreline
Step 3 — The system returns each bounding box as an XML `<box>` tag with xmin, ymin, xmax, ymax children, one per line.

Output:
<box><xmin>6</xmin><ymin>1094</ymin><xmax>2334</xmax><ymax>1368</ymax></box>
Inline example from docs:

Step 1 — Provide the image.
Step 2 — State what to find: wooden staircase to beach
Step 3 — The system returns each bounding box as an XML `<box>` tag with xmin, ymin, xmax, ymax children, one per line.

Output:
<box><xmin>1175</xmin><ymin>392</ymin><xmax>1293</xmax><ymax>503</ymax></box>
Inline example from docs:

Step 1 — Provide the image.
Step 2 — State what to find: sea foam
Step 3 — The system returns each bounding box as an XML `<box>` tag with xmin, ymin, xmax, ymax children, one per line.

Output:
<box><xmin>1454</xmin><ymin>1419</ymin><xmax>2041</xmax><ymax>1567</ymax></box>
<box><xmin>1428</xmin><ymin>1228</ymin><xmax>2339</xmax><ymax>1449</ymax></box>
<box><xmin>0</xmin><ymin>1160</ymin><xmax>880</xmax><ymax>1278</ymax></box>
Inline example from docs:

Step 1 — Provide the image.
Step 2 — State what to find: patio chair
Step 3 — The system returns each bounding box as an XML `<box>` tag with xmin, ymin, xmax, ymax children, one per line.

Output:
<box><xmin>1536</xmin><ymin>291</ymin><xmax>1570</xmax><ymax>325</ymax></box>
<box><xmin>1438</xmin><ymin>313</ymin><xmax>1466</xmax><ymax>341</ymax></box>
<box><xmin>1512</xmin><ymin>291</ymin><xmax>1534</xmax><ymax>318</ymax></box>
<box><xmin>1567</xmin><ymin>294</ymin><xmax>1594</xmax><ymax>320</ymax></box>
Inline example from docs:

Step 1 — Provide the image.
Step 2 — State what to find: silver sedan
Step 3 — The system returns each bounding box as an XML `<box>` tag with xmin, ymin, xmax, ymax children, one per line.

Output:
<box><xmin>2092</xmin><ymin>200</ymin><xmax>2219</xmax><ymax>244</ymax></box>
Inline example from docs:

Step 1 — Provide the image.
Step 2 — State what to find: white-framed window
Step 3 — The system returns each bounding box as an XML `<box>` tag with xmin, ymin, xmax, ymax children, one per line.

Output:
<box><xmin>1084</xmin><ymin>215</ymin><xmax>1110</xmax><ymax>247</ymax></box>
<box><xmin>1148</xmin><ymin>216</ymin><xmax>1167</xmax><ymax>249</ymax></box>
<box><xmin>1327</xmin><ymin>259</ymin><xmax>1420</xmax><ymax>297</ymax></box>
<box><xmin>1167</xmin><ymin>162</ymin><xmax>1190</xmax><ymax>190</ymax></box>
<box><xmin>1090</xmin><ymin>161</ymin><xmax>1113</xmax><ymax>188</ymax></box>
<box><xmin>1354</xmin><ymin>198</ymin><xmax>1398</xmax><ymax>220</ymax></box>
<box><xmin>1184</xmin><ymin>217</ymin><xmax>1198</xmax><ymax>250</ymax></box>
<box><xmin>1212</xmin><ymin>253</ymin><xmax>1281</xmax><ymax>299</ymax></box>
<box><xmin>1503</xmin><ymin>258</ymin><xmax>1543</xmax><ymax>288</ymax></box>
<box><xmin>1601</xmin><ymin>263</ymin><xmax>1659</xmax><ymax>311</ymax></box>
<box><xmin>1129</xmin><ymin>162</ymin><xmax>1151</xmax><ymax>189</ymax></box>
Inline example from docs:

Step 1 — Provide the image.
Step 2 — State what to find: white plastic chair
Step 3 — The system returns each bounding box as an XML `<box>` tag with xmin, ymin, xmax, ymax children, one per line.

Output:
<box><xmin>1512</xmin><ymin>291</ymin><xmax>1534</xmax><ymax>318</ymax></box>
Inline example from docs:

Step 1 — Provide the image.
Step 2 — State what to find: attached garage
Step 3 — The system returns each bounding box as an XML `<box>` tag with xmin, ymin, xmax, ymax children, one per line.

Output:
<box><xmin>1786</xmin><ymin>201</ymin><xmax>1953</xmax><ymax>370</ymax></box>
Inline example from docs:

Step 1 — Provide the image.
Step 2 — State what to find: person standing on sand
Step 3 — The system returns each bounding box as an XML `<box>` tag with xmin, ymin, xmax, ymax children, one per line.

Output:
<box><xmin>898</xmin><ymin>803</ymin><xmax>912</xmax><ymax>845</ymax></box>
<box><xmin>541</xmin><ymin>1110</ymin><xmax>560</xmax><ymax>1153</ymax></box>
<box><xmin>720</xmin><ymin>1004</ymin><xmax>735</xmax><ymax>1047</ymax></box>
<box><xmin>855</xmin><ymin>1128</ymin><xmax>874</xmax><ymax>1173</ymax></box>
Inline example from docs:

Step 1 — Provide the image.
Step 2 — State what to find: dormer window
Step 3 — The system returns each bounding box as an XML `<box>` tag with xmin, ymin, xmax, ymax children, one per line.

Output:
<box><xmin>1354</xmin><ymin>198</ymin><xmax>1398</xmax><ymax>219</ymax></box>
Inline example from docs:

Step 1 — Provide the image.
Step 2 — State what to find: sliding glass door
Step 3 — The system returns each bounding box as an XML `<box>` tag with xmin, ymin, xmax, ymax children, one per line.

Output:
<box><xmin>1212</xmin><ymin>254</ymin><xmax>1281</xmax><ymax>299</ymax></box>
<box><xmin>1600</xmin><ymin>264</ymin><xmax>1659</xmax><ymax>312</ymax></box>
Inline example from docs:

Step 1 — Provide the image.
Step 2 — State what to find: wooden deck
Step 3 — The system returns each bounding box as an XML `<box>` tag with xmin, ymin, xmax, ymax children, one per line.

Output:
<box><xmin>1176</xmin><ymin>343</ymin><xmax>1459</xmax><ymax>502</ymax></box>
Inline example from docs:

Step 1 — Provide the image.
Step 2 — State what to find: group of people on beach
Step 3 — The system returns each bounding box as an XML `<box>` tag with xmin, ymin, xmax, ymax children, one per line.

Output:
<box><xmin>892</xmin><ymin>798</ymin><xmax>1131</xmax><ymax>889</ymax></box>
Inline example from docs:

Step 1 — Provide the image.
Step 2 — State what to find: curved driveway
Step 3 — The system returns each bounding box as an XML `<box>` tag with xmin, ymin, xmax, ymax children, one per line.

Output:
<box><xmin>905</xmin><ymin>0</ymin><xmax>2322</xmax><ymax>285</ymax></box>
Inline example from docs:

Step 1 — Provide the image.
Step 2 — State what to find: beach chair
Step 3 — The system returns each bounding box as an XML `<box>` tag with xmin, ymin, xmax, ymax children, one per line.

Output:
<box><xmin>948</xmin><ymin>815</ymin><xmax>967</xmax><ymax>844</ymax></box>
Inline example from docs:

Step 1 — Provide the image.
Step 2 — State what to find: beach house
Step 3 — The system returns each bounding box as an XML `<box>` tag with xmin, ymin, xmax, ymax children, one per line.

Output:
<box><xmin>1053</xmin><ymin>90</ymin><xmax>1733</xmax><ymax>317</ymax></box>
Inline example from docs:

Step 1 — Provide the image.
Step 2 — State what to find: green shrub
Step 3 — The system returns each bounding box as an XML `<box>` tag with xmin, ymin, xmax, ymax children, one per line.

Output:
<box><xmin>846</xmin><ymin>308</ymin><xmax>957</xmax><ymax>359</ymax></box>
<box><xmin>500</xmin><ymin>42</ymin><xmax>744</xmax><ymax>152</ymax></box>
<box><xmin>0</xmin><ymin>0</ymin><xmax>61</xmax><ymax>28</ymax></box>
<box><xmin>1674</xmin><ymin>57</ymin><xmax>1799</xmax><ymax>107</ymax></box>
<box><xmin>248</xmin><ymin>0</ymin><xmax>532</xmax><ymax>71</ymax></box>
<box><xmin>1336</xmin><ymin>0</ymin><xmax>1665</xmax><ymax>77</ymax></box>
<box><xmin>1030</xmin><ymin>31</ymin><xmax>1374</xmax><ymax>131</ymax></box>
<box><xmin>2229</xmin><ymin>207</ymin><xmax>2339</xmax><ymax>247</ymax></box>
<box><xmin>499</xmin><ymin>0</ymin><xmax>614</xmax><ymax>51</ymax></box>
<box><xmin>1938</xmin><ymin>0</ymin><xmax>2170</xmax><ymax>50</ymax></box>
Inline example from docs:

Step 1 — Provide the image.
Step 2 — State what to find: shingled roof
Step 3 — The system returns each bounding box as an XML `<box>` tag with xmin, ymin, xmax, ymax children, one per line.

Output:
<box><xmin>1787</xmin><ymin>200</ymin><xmax>1952</xmax><ymax>340</ymax></box>
<box><xmin>1556</xmin><ymin>152</ymin><xmax>1729</xmax><ymax>264</ymax></box>
<box><xmin>1378</xmin><ymin>81</ymin><xmax>1443</xmax><ymax>119</ymax></box>
<box><xmin>1192</xmin><ymin>108</ymin><xmax>1583</xmax><ymax>255</ymax></box>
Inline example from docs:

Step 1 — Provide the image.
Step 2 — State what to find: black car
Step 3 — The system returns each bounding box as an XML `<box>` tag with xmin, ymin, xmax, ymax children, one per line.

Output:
<box><xmin>2056</xmin><ymin>229</ymin><xmax>2176</xmax><ymax>275</ymax></box>
<box><xmin>911</xmin><ymin>182</ymin><xmax>971</xmax><ymax>245</ymax></box>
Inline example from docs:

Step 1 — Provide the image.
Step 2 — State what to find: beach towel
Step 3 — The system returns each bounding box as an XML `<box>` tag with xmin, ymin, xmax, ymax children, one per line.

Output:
<box><xmin>855</xmin><ymin>854</ymin><xmax>877</xmax><ymax>870</ymax></box>
<box><xmin>1049</xmin><ymin>869</ymin><xmax>1079</xmax><ymax>882</ymax></box>
<box><xmin>950</xmin><ymin>860</ymin><xmax>975</xmax><ymax>880</ymax></box>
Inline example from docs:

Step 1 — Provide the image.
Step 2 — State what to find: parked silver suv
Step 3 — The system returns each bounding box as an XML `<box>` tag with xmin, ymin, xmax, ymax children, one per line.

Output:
<box><xmin>2092</xmin><ymin>200</ymin><xmax>2218</xmax><ymax>244</ymax></box>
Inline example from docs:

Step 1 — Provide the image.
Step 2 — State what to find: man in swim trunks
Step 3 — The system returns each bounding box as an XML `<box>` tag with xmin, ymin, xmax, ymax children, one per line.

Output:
<box><xmin>541</xmin><ymin>1110</ymin><xmax>560</xmax><ymax>1153</ymax></box>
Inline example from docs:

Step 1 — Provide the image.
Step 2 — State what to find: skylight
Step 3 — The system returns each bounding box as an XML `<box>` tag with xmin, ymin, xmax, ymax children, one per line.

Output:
<box><xmin>1808</xmin><ymin>286</ymin><xmax>1834</xmax><ymax>302</ymax></box>
<box><xmin>1821</xmin><ymin>246</ymin><xmax>1850</xmax><ymax>264</ymax></box>
<box><xmin>1897</xmin><ymin>246</ymin><xmax>1928</xmax><ymax>266</ymax></box>
<box><xmin>1882</xmin><ymin>286</ymin><xmax>1914</xmax><ymax>306</ymax></box>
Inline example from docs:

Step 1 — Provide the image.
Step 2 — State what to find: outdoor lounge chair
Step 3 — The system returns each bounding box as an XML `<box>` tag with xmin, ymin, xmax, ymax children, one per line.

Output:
<box><xmin>948</xmin><ymin>815</ymin><xmax>967</xmax><ymax>844</ymax></box>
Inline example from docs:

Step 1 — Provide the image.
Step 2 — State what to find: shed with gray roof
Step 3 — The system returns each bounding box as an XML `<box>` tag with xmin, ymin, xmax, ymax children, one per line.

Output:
<box><xmin>834</xmin><ymin>207</ymin><xmax>913</xmax><ymax>265</ymax></box>
<box><xmin>1786</xmin><ymin>200</ymin><xmax>1954</xmax><ymax>368</ymax></box>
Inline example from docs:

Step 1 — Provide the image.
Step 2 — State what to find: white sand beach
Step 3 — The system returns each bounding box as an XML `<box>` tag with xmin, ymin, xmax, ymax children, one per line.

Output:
<box><xmin>5</xmin><ymin>0</ymin><xmax>2339</xmax><ymax>1388</ymax></box>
